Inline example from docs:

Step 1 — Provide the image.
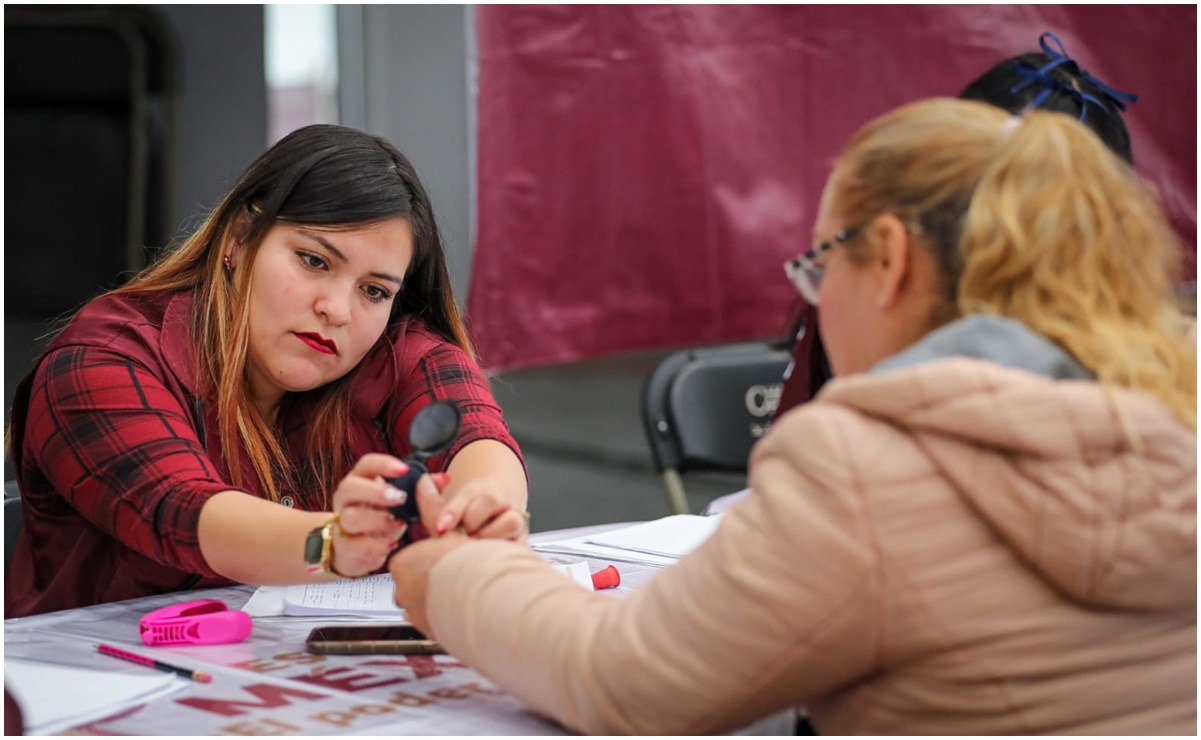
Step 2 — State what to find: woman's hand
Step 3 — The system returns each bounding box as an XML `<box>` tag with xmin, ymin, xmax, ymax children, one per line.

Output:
<box><xmin>328</xmin><ymin>454</ymin><xmax>410</xmax><ymax>577</ymax></box>
<box><xmin>415</xmin><ymin>473</ymin><xmax>529</xmax><ymax>543</ymax></box>
<box><xmin>389</xmin><ymin>533</ymin><xmax>471</xmax><ymax>636</ymax></box>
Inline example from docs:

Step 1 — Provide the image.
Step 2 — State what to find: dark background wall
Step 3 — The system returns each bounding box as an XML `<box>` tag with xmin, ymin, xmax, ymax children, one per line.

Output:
<box><xmin>155</xmin><ymin>5</ymin><xmax>268</xmax><ymax>237</ymax></box>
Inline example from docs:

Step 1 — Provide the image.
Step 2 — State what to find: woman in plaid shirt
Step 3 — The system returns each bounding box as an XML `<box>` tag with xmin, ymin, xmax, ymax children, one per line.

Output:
<box><xmin>6</xmin><ymin>125</ymin><xmax>528</xmax><ymax>617</ymax></box>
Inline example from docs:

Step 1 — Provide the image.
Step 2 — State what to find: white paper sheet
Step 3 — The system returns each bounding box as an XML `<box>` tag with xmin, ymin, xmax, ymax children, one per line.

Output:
<box><xmin>539</xmin><ymin>559</ymin><xmax>594</xmax><ymax>590</ymax></box>
<box><xmin>283</xmin><ymin>574</ymin><xmax>404</xmax><ymax>617</ymax></box>
<box><xmin>5</xmin><ymin>658</ymin><xmax>187</xmax><ymax>735</ymax></box>
<box><xmin>266</xmin><ymin>562</ymin><xmax>596</xmax><ymax>619</ymax></box>
<box><xmin>532</xmin><ymin>537</ymin><xmax>681</xmax><ymax>568</ymax></box>
<box><xmin>584</xmin><ymin>514</ymin><xmax>722</xmax><ymax>559</ymax></box>
<box><xmin>240</xmin><ymin>584</ymin><xmax>287</xmax><ymax>617</ymax></box>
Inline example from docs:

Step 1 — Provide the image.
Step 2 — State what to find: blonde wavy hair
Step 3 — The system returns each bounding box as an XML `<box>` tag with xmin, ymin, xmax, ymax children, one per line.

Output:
<box><xmin>831</xmin><ymin>98</ymin><xmax>1195</xmax><ymax>429</ymax></box>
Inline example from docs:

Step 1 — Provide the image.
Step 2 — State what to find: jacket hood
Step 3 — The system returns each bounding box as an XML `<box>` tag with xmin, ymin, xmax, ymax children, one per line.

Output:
<box><xmin>820</xmin><ymin>316</ymin><xmax>1196</xmax><ymax>611</ymax></box>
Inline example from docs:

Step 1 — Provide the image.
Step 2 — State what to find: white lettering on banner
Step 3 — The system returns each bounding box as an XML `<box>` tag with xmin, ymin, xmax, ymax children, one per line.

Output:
<box><xmin>745</xmin><ymin>383</ymin><xmax>782</xmax><ymax>418</ymax></box>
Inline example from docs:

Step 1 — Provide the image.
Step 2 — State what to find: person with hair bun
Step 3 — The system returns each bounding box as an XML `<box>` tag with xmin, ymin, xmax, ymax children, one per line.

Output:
<box><xmin>6</xmin><ymin>125</ymin><xmax>529</xmax><ymax>618</ymax></box>
<box><xmin>774</xmin><ymin>32</ymin><xmax>1142</xmax><ymax>420</ymax></box>
<box><xmin>961</xmin><ymin>32</ymin><xmax>1136</xmax><ymax>162</ymax></box>
<box><xmin>390</xmin><ymin>99</ymin><xmax>1196</xmax><ymax>735</ymax></box>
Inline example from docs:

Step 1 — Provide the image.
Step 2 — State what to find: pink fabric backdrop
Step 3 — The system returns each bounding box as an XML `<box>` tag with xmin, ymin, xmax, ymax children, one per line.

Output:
<box><xmin>469</xmin><ymin>5</ymin><xmax>1197</xmax><ymax>371</ymax></box>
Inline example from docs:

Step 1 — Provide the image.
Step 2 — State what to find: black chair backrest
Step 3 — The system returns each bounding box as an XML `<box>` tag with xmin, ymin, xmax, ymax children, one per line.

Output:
<box><xmin>642</xmin><ymin>341</ymin><xmax>791</xmax><ymax>475</ymax></box>
<box><xmin>5</xmin><ymin>6</ymin><xmax>177</xmax><ymax>316</ymax></box>
<box><xmin>4</xmin><ymin>7</ymin><xmax>178</xmax><ymax>464</ymax></box>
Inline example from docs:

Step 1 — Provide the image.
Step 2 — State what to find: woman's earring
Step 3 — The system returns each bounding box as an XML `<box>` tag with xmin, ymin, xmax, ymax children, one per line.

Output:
<box><xmin>223</xmin><ymin>255</ymin><xmax>233</xmax><ymax>273</ymax></box>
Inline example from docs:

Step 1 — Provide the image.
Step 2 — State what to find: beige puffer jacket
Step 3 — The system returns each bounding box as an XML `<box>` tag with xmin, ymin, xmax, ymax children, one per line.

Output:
<box><xmin>427</xmin><ymin>317</ymin><xmax>1196</xmax><ymax>735</ymax></box>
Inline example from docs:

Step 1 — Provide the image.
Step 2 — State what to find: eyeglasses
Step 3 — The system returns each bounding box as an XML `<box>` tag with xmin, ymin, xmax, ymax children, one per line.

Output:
<box><xmin>784</xmin><ymin>226</ymin><xmax>859</xmax><ymax>305</ymax></box>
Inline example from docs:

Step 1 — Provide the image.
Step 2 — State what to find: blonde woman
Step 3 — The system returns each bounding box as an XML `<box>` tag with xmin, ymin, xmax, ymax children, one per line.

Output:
<box><xmin>391</xmin><ymin>99</ymin><xmax>1196</xmax><ymax>734</ymax></box>
<box><xmin>775</xmin><ymin>31</ymin><xmax>1144</xmax><ymax>419</ymax></box>
<box><xmin>7</xmin><ymin>125</ymin><xmax>528</xmax><ymax>618</ymax></box>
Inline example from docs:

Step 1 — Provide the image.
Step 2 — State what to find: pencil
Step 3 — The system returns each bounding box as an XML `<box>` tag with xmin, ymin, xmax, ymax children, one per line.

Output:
<box><xmin>96</xmin><ymin>643</ymin><xmax>213</xmax><ymax>683</ymax></box>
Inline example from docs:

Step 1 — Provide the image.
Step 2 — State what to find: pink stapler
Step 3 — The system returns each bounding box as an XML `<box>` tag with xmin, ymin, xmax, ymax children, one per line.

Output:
<box><xmin>139</xmin><ymin>599</ymin><xmax>253</xmax><ymax>646</ymax></box>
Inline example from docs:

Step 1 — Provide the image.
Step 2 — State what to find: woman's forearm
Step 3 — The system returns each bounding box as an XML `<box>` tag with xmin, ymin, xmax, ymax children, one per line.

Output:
<box><xmin>446</xmin><ymin>439</ymin><xmax>529</xmax><ymax>511</ymax></box>
<box><xmin>197</xmin><ymin>490</ymin><xmax>328</xmax><ymax>584</ymax></box>
<box><xmin>196</xmin><ymin>441</ymin><xmax>525</xmax><ymax>585</ymax></box>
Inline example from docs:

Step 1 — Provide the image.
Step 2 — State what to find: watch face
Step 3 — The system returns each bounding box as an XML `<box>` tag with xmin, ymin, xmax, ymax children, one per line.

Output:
<box><xmin>304</xmin><ymin>528</ymin><xmax>325</xmax><ymax>565</ymax></box>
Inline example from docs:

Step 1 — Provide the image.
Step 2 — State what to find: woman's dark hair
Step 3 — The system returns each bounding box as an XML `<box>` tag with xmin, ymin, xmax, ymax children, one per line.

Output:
<box><xmin>112</xmin><ymin>124</ymin><xmax>470</xmax><ymax>504</ymax></box>
<box><xmin>959</xmin><ymin>34</ymin><xmax>1136</xmax><ymax>163</ymax></box>
<box><xmin>229</xmin><ymin>123</ymin><xmax>468</xmax><ymax>347</ymax></box>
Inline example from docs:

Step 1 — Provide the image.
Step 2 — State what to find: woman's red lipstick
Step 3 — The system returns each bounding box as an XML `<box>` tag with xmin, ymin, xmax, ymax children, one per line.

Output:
<box><xmin>296</xmin><ymin>332</ymin><xmax>337</xmax><ymax>355</ymax></box>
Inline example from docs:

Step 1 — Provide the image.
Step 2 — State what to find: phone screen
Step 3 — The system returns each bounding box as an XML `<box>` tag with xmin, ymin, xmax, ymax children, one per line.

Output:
<box><xmin>306</xmin><ymin>625</ymin><xmax>444</xmax><ymax>655</ymax></box>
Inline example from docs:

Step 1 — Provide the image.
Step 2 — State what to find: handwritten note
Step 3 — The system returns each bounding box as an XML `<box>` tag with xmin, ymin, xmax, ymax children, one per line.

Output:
<box><xmin>279</xmin><ymin>562</ymin><xmax>595</xmax><ymax>618</ymax></box>
<box><xmin>283</xmin><ymin>574</ymin><xmax>403</xmax><ymax>617</ymax></box>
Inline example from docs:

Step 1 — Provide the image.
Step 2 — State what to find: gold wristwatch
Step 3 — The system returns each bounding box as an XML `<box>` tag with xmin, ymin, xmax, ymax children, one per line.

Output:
<box><xmin>304</xmin><ymin>515</ymin><xmax>347</xmax><ymax>577</ymax></box>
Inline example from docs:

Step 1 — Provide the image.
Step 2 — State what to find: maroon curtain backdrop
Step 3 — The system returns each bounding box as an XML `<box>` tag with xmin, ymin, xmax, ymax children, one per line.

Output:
<box><xmin>469</xmin><ymin>5</ymin><xmax>1197</xmax><ymax>372</ymax></box>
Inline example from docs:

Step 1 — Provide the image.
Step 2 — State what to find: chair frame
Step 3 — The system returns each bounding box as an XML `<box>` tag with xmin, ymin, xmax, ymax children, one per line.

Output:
<box><xmin>641</xmin><ymin>340</ymin><xmax>791</xmax><ymax>514</ymax></box>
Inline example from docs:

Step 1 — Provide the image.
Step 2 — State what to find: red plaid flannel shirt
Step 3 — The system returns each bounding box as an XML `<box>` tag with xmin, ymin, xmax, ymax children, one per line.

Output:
<box><xmin>6</xmin><ymin>290</ymin><xmax>522</xmax><ymax>617</ymax></box>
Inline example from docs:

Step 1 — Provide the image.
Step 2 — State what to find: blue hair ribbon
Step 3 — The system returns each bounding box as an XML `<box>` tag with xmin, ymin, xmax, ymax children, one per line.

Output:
<box><xmin>1009</xmin><ymin>32</ymin><xmax>1138</xmax><ymax>124</ymax></box>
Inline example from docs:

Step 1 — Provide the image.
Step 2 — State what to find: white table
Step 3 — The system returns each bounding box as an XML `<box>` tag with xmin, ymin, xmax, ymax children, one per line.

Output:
<box><xmin>4</xmin><ymin>525</ymin><xmax>794</xmax><ymax>735</ymax></box>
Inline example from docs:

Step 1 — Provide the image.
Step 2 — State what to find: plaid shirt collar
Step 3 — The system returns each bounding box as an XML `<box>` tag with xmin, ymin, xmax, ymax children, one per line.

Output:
<box><xmin>161</xmin><ymin>290</ymin><xmax>201</xmax><ymax>397</ymax></box>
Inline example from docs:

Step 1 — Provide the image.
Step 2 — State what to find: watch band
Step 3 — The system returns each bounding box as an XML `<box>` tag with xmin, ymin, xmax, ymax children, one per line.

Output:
<box><xmin>305</xmin><ymin>514</ymin><xmax>352</xmax><ymax>578</ymax></box>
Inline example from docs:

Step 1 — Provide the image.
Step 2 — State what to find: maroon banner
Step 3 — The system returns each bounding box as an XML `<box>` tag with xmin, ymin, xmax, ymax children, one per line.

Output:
<box><xmin>470</xmin><ymin>5</ymin><xmax>1197</xmax><ymax>371</ymax></box>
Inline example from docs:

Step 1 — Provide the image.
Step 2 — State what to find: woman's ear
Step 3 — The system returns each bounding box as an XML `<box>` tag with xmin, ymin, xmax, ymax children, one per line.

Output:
<box><xmin>230</xmin><ymin>211</ymin><xmax>254</xmax><ymax>246</ymax></box>
<box><xmin>222</xmin><ymin>212</ymin><xmax>255</xmax><ymax>269</ymax></box>
<box><xmin>866</xmin><ymin>213</ymin><xmax>913</xmax><ymax>309</ymax></box>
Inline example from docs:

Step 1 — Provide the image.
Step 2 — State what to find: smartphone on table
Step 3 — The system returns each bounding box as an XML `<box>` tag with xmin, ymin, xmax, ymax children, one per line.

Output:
<box><xmin>306</xmin><ymin>625</ymin><xmax>444</xmax><ymax>655</ymax></box>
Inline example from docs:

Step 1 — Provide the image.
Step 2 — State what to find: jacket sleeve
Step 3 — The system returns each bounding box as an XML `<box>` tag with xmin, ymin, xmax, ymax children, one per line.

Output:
<box><xmin>424</xmin><ymin>406</ymin><xmax>882</xmax><ymax>734</ymax></box>
<box><xmin>22</xmin><ymin>344</ymin><xmax>232</xmax><ymax>575</ymax></box>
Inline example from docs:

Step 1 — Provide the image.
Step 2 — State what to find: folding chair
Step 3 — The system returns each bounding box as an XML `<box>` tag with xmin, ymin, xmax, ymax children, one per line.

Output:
<box><xmin>4</xmin><ymin>6</ymin><xmax>178</xmax><ymax>444</ymax></box>
<box><xmin>641</xmin><ymin>341</ymin><xmax>791</xmax><ymax>514</ymax></box>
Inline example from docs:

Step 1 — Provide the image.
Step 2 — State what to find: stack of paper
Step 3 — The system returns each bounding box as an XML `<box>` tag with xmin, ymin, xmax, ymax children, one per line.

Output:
<box><xmin>533</xmin><ymin>514</ymin><xmax>722</xmax><ymax>567</ymax></box>
<box><xmin>6</xmin><ymin>658</ymin><xmax>187</xmax><ymax>735</ymax></box>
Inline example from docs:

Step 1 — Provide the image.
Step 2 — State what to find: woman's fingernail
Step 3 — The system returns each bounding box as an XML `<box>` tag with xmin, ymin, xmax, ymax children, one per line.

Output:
<box><xmin>389</xmin><ymin>461</ymin><xmax>409</xmax><ymax>475</ymax></box>
<box><xmin>433</xmin><ymin>472</ymin><xmax>451</xmax><ymax>487</ymax></box>
<box><xmin>383</xmin><ymin>486</ymin><xmax>406</xmax><ymax>503</ymax></box>
<box><xmin>388</xmin><ymin>538</ymin><xmax>400</xmax><ymax>549</ymax></box>
<box><xmin>417</xmin><ymin>476</ymin><xmax>437</xmax><ymax>497</ymax></box>
<box><xmin>435</xmin><ymin>513</ymin><xmax>454</xmax><ymax>534</ymax></box>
